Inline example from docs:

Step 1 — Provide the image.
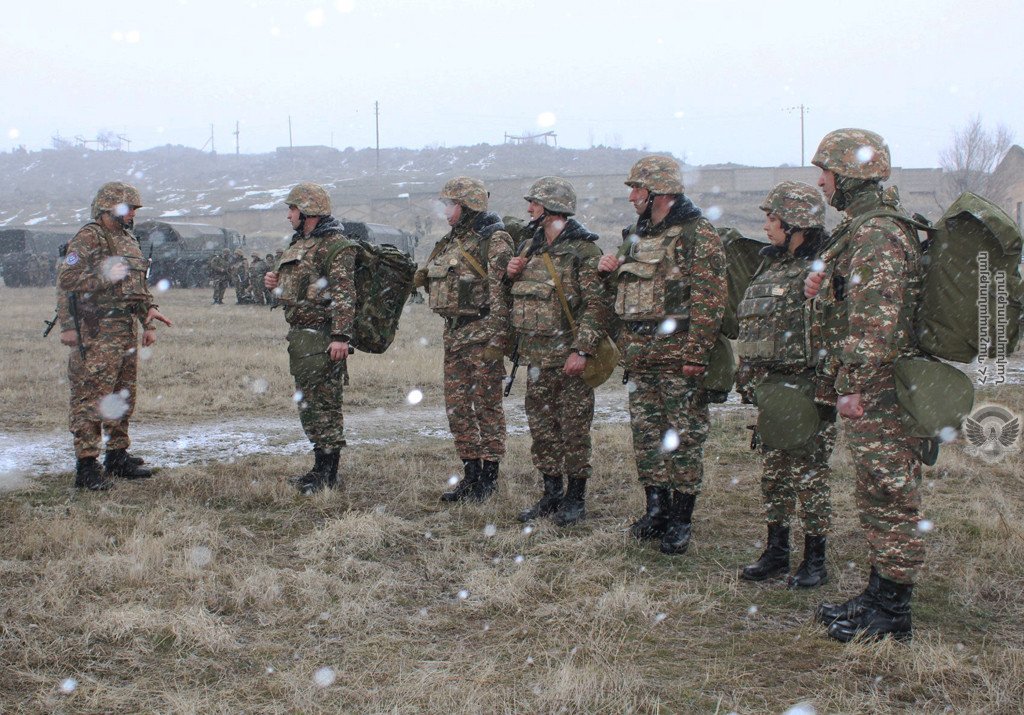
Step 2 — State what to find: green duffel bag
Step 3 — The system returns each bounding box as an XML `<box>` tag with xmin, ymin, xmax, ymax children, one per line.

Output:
<box><xmin>703</xmin><ymin>333</ymin><xmax>736</xmax><ymax>402</ymax></box>
<box><xmin>893</xmin><ymin>355</ymin><xmax>975</xmax><ymax>438</ymax></box>
<box><xmin>755</xmin><ymin>374</ymin><xmax>822</xmax><ymax>453</ymax></box>
<box><xmin>287</xmin><ymin>326</ymin><xmax>333</xmax><ymax>383</ymax></box>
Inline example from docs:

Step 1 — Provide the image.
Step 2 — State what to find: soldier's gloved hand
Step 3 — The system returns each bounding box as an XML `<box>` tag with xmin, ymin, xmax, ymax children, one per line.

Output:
<box><xmin>482</xmin><ymin>343</ymin><xmax>505</xmax><ymax>362</ymax></box>
<box><xmin>413</xmin><ymin>267</ymin><xmax>428</xmax><ymax>289</ymax></box>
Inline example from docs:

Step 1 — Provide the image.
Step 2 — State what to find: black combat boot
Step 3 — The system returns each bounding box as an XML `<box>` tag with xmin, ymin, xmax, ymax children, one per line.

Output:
<box><xmin>554</xmin><ymin>477</ymin><xmax>587</xmax><ymax>526</ymax></box>
<box><xmin>75</xmin><ymin>457</ymin><xmax>113</xmax><ymax>491</ymax></box>
<box><xmin>292</xmin><ymin>447</ymin><xmax>336</xmax><ymax>494</ymax></box>
<box><xmin>816</xmin><ymin>567</ymin><xmax>881</xmax><ymax>625</ymax></box>
<box><xmin>827</xmin><ymin>572</ymin><xmax>913</xmax><ymax>642</ymax></box>
<box><xmin>788</xmin><ymin>534</ymin><xmax>828</xmax><ymax>589</ymax></box>
<box><xmin>472</xmin><ymin>460</ymin><xmax>500</xmax><ymax>502</ymax></box>
<box><xmin>518</xmin><ymin>473</ymin><xmax>563</xmax><ymax>522</ymax></box>
<box><xmin>629</xmin><ymin>486</ymin><xmax>670</xmax><ymax>540</ymax></box>
<box><xmin>441</xmin><ymin>459</ymin><xmax>481</xmax><ymax>502</ymax></box>
<box><xmin>660</xmin><ymin>491</ymin><xmax>696</xmax><ymax>555</ymax></box>
<box><xmin>104</xmin><ymin>448</ymin><xmax>153</xmax><ymax>479</ymax></box>
<box><xmin>741</xmin><ymin>524</ymin><xmax>790</xmax><ymax>581</ymax></box>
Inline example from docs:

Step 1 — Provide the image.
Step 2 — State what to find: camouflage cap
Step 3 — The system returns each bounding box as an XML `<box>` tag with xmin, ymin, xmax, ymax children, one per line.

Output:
<box><xmin>91</xmin><ymin>181</ymin><xmax>142</xmax><ymax>219</ymax></box>
<box><xmin>625</xmin><ymin>155</ymin><xmax>684</xmax><ymax>195</ymax></box>
<box><xmin>759</xmin><ymin>181</ymin><xmax>826</xmax><ymax>230</ymax></box>
<box><xmin>812</xmin><ymin>128</ymin><xmax>891</xmax><ymax>181</ymax></box>
<box><xmin>440</xmin><ymin>177</ymin><xmax>488</xmax><ymax>212</ymax></box>
<box><xmin>285</xmin><ymin>182</ymin><xmax>332</xmax><ymax>217</ymax></box>
<box><xmin>524</xmin><ymin>176</ymin><xmax>577</xmax><ymax>216</ymax></box>
<box><xmin>234</xmin><ymin>249</ymin><xmax>244</xmax><ymax>257</ymax></box>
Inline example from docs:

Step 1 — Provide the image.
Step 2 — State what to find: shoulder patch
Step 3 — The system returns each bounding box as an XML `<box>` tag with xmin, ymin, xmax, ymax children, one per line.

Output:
<box><xmin>708</xmin><ymin>252</ymin><xmax>726</xmax><ymax>272</ymax></box>
<box><xmin>65</xmin><ymin>252</ymin><xmax>79</xmax><ymax>266</ymax></box>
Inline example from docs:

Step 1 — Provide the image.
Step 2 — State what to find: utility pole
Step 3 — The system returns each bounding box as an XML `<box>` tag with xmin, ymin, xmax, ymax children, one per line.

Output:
<box><xmin>210</xmin><ymin>124</ymin><xmax>215</xmax><ymax>154</ymax></box>
<box><xmin>375</xmin><ymin>100</ymin><xmax>381</xmax><ymax>182</ymax></box>
<box><xmin>233</xmin><ymin>121</ymin><xmax>240</xmax><ymax>155</ymax></box>
<box><xmin>784</xmin><ymin>104</ymin><xmax>808</xmax><ymax>166</ymax></box>
<box><xmin>288</xmin><ymin>115</ymin><xmax>293</xmax><ymax>150</ymax></box>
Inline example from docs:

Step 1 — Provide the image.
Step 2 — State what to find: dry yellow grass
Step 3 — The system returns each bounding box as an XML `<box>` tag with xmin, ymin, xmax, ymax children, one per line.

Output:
<box><xmin>2</xmin><ymin>285</ymin><xmax>1024</xmax><ymax>713</ymax></box>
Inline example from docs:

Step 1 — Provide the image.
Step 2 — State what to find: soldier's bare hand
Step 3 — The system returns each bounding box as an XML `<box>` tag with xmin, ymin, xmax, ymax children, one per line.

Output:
<box><xmin>264</xmin><ymin>272</ymin><xmax>279</xmax><ymax>290</ymax></box>
<box><xmin>142</xmin><ymin>329</ymin><xmax>157</xmax><ymax>347</ymax></box>
<box><xmin>60</xmin><ymin>329</ymin><xmax>77</xmax><ymax>347</ymax></box>
<box><xmin>145</xmin><ymin>307</ymin><xmax>173</xmax><ymax>328</ymax></box>
<box><xmin>329</xmin><ymin>341</ymin><xmax>349</xmax><ymax>361</ymax></box>
<box><xmin>804</xmin><ymin>271</ymin><xmax>825</xmax><ymax>299</ymax></box>
<box><xmin>837</xmin><ymin>393</ymin><xmax>864</xmax><ymax>419</ymax></box>
<box><xmin>682</xmin><ymin>364</ymin><xmax>706</xmax><ymax>377</ymax></box>
<box><xmin>564</xmin><ymin>352</ymin><xmax>587</xmax><ymax>376</ymax></box>
<box><xmin>506</xmin><ymin>256</ymin><xmax>527</xmax><ymax>279</ymax></box>
<box><xmin>598</xmin><ymin>254</ymin><xmax>623</xmax><ymax>274</ymax></box>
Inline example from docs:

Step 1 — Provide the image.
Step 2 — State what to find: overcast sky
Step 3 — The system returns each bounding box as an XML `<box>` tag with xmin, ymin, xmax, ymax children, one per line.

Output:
<box><xmin>4</xmin><ymin>0</ymin><xmax>1022</xmax><ymax>168</ymax></box>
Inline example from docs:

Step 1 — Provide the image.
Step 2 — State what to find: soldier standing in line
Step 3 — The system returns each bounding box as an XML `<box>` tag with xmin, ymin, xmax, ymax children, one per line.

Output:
<box><xmin>264</xmin><ymin>183</ymin><xmax>355</xmax><ymax>494</ymax></box>
<box><xmin>57</xmin><ymin>182</ymin><xmax>173</xmax><ymax>490</ymax></box>
<box><xmin>248</xmin><ymin>253</ymin><xmax>267</xmax><ymax>305</ymax></box>
<box><xmin>208</xmin><ymin>248</ymin><xmax>231</xmax><ymax>304</ymax></box>
<box><xmin>507</xmin><ymin>177</ymin><xmax>613</xmax><ymax>526</ymax></box>
<box><xmin>414</xmin><ymin>177</ymin><xmax>513</xmax><ymax>503</ymax></box>
<box><xmin>264</xmin><ymin>253</ymin><xmax>278</xmax><ymax>306</ymax></box>
<box><xmin>597</xmin><ymin>156</ymin><xmax>727</xmax><ymax>555</ymax></box>
<box><xmin>735</xmin><ymin>181</ymin><xmax>836</xmax><ymax>589</ymax></box>
<box><xmin>232</xmin><ymin>250</ymin><xmax>251</xmax><ymax>304</ymax></box>
<box><xmin>804</xmin><ymin>128</ymin><xmax>925</xmax><ymax>642</ymax></box>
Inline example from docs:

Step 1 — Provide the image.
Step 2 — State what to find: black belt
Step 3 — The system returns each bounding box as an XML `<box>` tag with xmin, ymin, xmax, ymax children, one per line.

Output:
<box><xmin>625</xmin><ymin>319</ymin><xmax>689</xmax><ymax>336</ymax></box>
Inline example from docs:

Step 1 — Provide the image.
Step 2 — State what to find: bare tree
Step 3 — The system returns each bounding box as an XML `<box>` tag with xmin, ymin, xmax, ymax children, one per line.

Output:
<box><xmin>939</xmin><ymin>115</ymin><xmax>1015</xmax><ymax>202</ymax></box>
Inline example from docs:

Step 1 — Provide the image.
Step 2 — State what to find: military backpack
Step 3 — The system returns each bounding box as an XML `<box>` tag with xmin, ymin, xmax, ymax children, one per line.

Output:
<box><xmin>322</xmin><ymin>237</ymin><xmax>416</xmax><ymax>354</ymax></box>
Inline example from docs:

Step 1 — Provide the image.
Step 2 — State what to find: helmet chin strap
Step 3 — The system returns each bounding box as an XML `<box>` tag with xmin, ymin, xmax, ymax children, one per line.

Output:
<box><xmin>527</xmin><ymin>208</ymin><xmax>550</xmax><ymax>232</ymax></box>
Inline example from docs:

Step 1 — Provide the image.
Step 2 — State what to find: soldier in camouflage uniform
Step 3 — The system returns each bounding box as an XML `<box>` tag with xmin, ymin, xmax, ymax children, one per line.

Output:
<box><xmin>804</xmin><ymin>129</ymin><xmax>924</xmax><ymax>641</ymax></box>
<box><xmin>507</xmin><ymin>177</ymin><xmax>613</xmax><ymax>526</ymax></box>
<box><xmin>736</xmin><ymin>181</ymin><xmax>836</xmax><ymax>589</ymax></box>
<box><xmin>208</xmin><ymin>248</ymin><xmax>231</xmax><ymax>304</ymax></box>
<box><xmin>248</xmin><ymin>253</ymin><xmax>267</xmax><ymax>305</ymax></box>
<box><xmin>414</xmin><ymin>177</ymin><xmax>513</xmax><ymax>502</ymax></box>
<box><xmin>264</xmin><ymin>183</ymin><xmax>355</xmax><ymax>493</ymax></box>
<box><xmin>57</xmin><ymin>182</ymin><xmax>173</xmax><ymax>490</ymax></box>
<box><xmin>232</xmin><ymin>250</ymin><xmax>251</xmax><ymax>304</ymax></box>
<box><xmin>598</xmin><ymin>156</ymin><xmax>727</xmax><ymax>555</ymax></box>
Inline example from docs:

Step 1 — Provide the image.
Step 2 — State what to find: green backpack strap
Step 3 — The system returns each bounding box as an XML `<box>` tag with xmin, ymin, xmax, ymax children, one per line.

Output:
<box><xmin>846</xmin><ymin>209</ymin><xmax>933</xmax><ymax>244</ymax></box>
<box><xmin>321</xmin><ymin>237</ymin><xmax>357</xmax><ymax>274</ymax></box>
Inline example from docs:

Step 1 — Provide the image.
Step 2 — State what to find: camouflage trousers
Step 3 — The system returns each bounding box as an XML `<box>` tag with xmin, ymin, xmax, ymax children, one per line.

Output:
<box><xmin>845</xmin><ymin>377</ymin><xmax>924</xmax><ymax>585</ymax></box>
<box><xmin>760</xmin><ymin>416</ymin><xmax>837</xmax><ymax>535</ymax></box>
<box><xmin>443</xmin><ymin>342</ymin><xmax>505</xmax><ymax>462</ymax></box>
<box><xmin>67</xmin><ymin>317</ymin><xmax>138</xmax><ymax>459</ymax></box>
<box><xmin>525</xmin><ymin>366</ymin><xmax>595</xmax><ymax>480</ymax></box>
<box><xmin>628</xmin><ymin>371</ymin><xmax>709</xmax><ymax>493</ymax></box>
<box><xmin>212</xmin><ymin>279</ymin><xmax>228</xmax><ymax>303</ymax></box>
<box><xmin>294</xmin><ymin>359</ymin><xmax>346</xmax><ymax>452</ymax></box>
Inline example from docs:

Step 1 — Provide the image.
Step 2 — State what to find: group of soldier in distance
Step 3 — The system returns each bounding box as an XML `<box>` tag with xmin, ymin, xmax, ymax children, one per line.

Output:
<box><xmin>56</xmin><ymin>127</ymin><xmax>941</xmax><ymax>644</ymax></box>
<box><xmin>207</xmin><ymin>248</ymin><xmax>280</xmax><ymax>306</ymax></box>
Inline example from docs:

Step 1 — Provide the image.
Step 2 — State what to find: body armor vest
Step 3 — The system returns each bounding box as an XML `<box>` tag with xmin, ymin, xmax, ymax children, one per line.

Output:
<box><xmin>425</xmin><ymin>235</ymin><xmax>488</xmax><ymax>317</ymax></box>
<box><xmin>614</xmin><ymin>222</ymin><xmax>695</xmax><ymax>322</ymax></box>
<box><xmin>510</xmin><ymin>244</ymin><xmax>586</xmax><ymax>336</ymax></box>
<box><xmin>736</xmin><ymin>256</ymin><xmax>813</xmax><ymax>366</ymax></box>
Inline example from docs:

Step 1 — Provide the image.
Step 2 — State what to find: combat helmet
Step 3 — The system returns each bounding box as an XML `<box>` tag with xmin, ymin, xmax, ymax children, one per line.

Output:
<box><xmin>440</xmin><ymin>177</ymin><xmax>488</xmax><ymax>212</ymax></box>
<box><xmin>91</xmin><ymin>181</ymin><xmax>142</xmax><ymax>219</ymax></box>
<box><xmin>759</xmin><ymin>181</ymin><xmax>826</xmax><ymax>230</ymax></box>
<box><xmin>285</xmin><ymin>183</ymin><xmax>332</xmax><ymax>217</ymax></box>
<box><xmin>524</xmin><ymin>176</ymin><xmax>576</xmax><ymax>216</ymax></box>
<box><xmin>625</xmin><ymin>155</ymin><xmax>684</xmax><ymax>195</ymax></box>
<box><xmin>812</xmin><ymin>128</ymin><xmax>891</xmax><ymax>181</ymax></box>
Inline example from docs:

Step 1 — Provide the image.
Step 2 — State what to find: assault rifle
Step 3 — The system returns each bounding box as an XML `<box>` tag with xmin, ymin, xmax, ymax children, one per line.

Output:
<box><xmin>503</xmin><ymin>337</ymin><xmax>520</xmax><ymax>397</ymax></box>
<box><xmin>42</xmin><ymin>309</ymin><xmax>59</xmax><ymax>338</ymax></box>
<box><xmin>67</xmin><ymin>293</ymin><xmax>86</xmax><ymax>360</ymax></box>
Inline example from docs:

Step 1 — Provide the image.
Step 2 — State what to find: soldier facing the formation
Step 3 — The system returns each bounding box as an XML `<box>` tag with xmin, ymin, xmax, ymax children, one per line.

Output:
<box><xmin>264</xmin><ymin>183</ymin><xmax>355</xmax><ymax>494</ymax></box>
<box><xmin>598</xmin><ymin>156</ymin><xmax>727</xmax><ymax>555</ymax></box>
<box><xmin>232</xmin><ymin>250</ymin><xmax>251</xmax><ymax>304</ymax></box>
<box><xmin>736</xmin><ymin>181</ymin><xmax>836</xmax><ymax>589</ymax></box>
<box><xmin>506</xmin><ymin>177</ymin><xmax>613</xmax><ymax>526</ymax></box>
<box><xmin>56</xmin><ymin>182</ymin><xmax>173</xmax><ymax>490</ymax></box>
<box><xmin>415</xmin><ymin>177</ymin><xmax>513</xmax><ymax>503</ymax></box>
<box><xmin>248</xmin><ymin>253</ymin><xmax>267</xmax><ymax>305</ymax></box>
<box><xmin>805</xmin><ymin>129</ymin><xmax>925</xmax><ymax>642</ymax></box>
<box><xmin>208</xmin><ymin>248</ymin><xmax>231</xmax><ymax>304</ymax></box>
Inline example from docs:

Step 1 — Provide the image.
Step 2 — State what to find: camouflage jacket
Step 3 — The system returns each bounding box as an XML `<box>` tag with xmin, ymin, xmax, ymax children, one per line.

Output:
<box><xmin>509</xmin><ymin>219</ymin><xmax>613</xmax><ymax>368</ymax></box>
<box><xmin>612</xmin><ymin>196</ymin><xmax>727</xmax><ymax>368</ymax></box>
<box><xmin>208</xmin><ymin>254</ymin><xmax>230</xmax><ymax>278</ymax></box>
<box><xmin>425</xmin><ymin>210</ymin><xmax>513</xmax><ymax>350</ymax></box>
<box><xmin>275</xmin><ymin>216</ymin><xmax>356</xmax><ymax>339</ymax></box>
<box><xmin>57</xmin><ymin>221</ymin><xmax>156</xmax><ymax>332</ymax></box>
<box><xmin>813</xmin><ymin>186</ymin><xmax>921</xmax><ymax>395</ymax></box>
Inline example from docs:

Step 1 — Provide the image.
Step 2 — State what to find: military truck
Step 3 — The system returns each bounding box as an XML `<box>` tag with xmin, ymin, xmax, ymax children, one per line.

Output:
<box><xmin>341</xmin><ymin>220</ymin><xmax>417</xmax><ymax>257</ymax></box>
<box><xmin>0</xmin><ymin>226</ymin><xmax>79</xmax><ymax>287</ymax></box>
<box><xmin>134</xmin><ymin>220</ymin><xmax>244</xmax><ymax>287</ymax></box>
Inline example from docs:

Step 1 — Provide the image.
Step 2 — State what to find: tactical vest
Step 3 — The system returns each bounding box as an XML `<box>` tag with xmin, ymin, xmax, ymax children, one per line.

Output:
<box><xmin>425</xmin><ymin>234</ymin><xmax>489</xmax><ymax>317</ymax></box>
<box><xmin>736</xmin><ymin>256</ymin><xmax>813</xmax><ymax>366</ymax></box>
<box><xmin>817</xmin><ymin>214</ymin><xmax>921</xmax><ymax>364</ymax></box>
<box><xmin>91</xmin><ymin>223</ymin><xmax>150</xmax><ymax>305</ymax></box>
<box><xmin>614</xmin><ymin>220</ymin><xmax>697</xmax><ymax>322</ymax></box>
<box><xmin>275</xmin><ymin>236</ymin><xmax>330</xmax><ymax>310</ymax></box>
<box><xmin>510</xmin><ymin>242</ymin><xmax>597</xmax><ymax>336</ymax></box>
